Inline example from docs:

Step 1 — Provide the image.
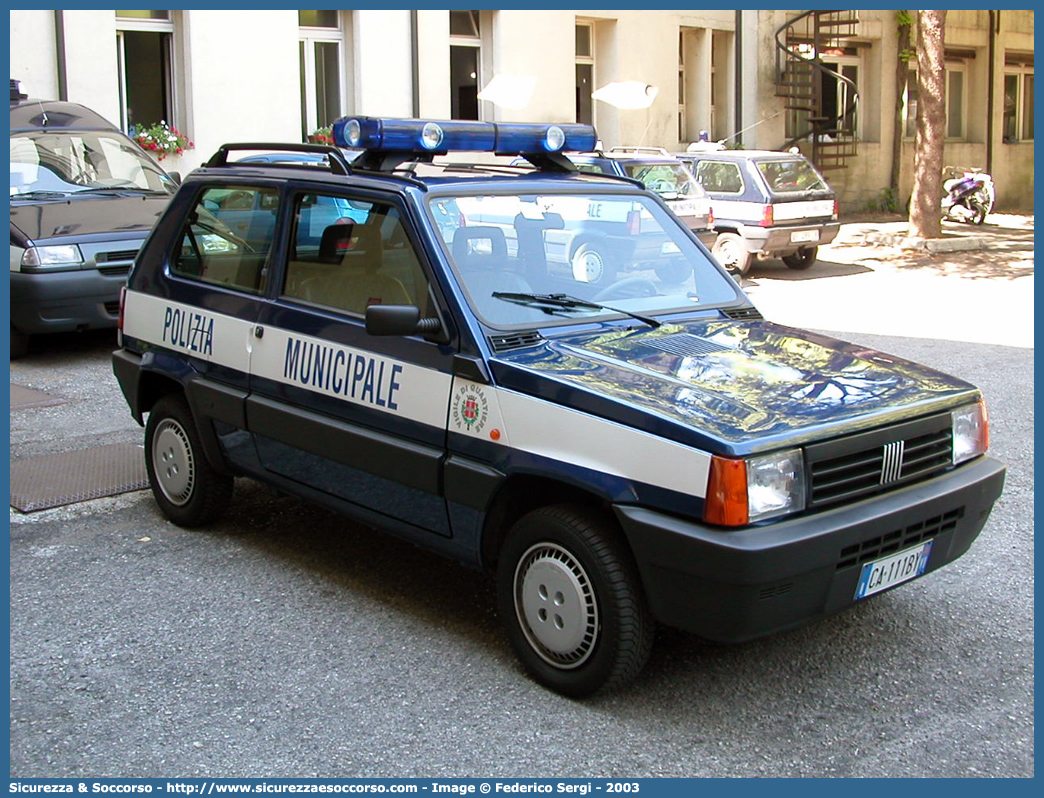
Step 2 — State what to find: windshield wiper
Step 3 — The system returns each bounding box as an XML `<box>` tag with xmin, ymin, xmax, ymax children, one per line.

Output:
<box><xmin>491</xmin><ymin>292</ymin><xmax>661</xmax><ymax>329</ymax></box>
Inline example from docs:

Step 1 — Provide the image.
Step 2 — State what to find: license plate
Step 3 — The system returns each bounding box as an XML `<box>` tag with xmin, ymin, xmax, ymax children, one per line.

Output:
<box><xmin>670</xmin><ymin>200</ymin><xmax>697</xmax><ymax>216</ymax></box>
<box><xmin>855</xmin><ymin>540</ymin><xmax>934</xmax><ymax>600</ymax></box>
<box><xmin>790</xmin><ymin>229</ymin><xmax>819</xmax><ymax>243</ymax></box>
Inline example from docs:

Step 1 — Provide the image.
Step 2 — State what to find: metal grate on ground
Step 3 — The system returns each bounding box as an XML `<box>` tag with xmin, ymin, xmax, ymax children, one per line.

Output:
<box><xmin>10</xmin><ymin>384</ymin><xmax>67</xmax><ymax>411</ymax></box>
<box><xmin>10</xmin><ymin>443</ymin><xmax>149</xmax><ymax>512</ymax></box>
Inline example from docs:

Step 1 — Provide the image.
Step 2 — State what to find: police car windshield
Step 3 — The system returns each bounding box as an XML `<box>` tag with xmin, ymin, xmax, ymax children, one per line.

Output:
<box><xmin>430</xmin><ymin>191</ymin><xmax>740</xmax><ymax>328</ymax></box>
<box><xmin>10</xmin><ymin>131</ymin><xmax>175</xmax><ymax>197</ymax></box>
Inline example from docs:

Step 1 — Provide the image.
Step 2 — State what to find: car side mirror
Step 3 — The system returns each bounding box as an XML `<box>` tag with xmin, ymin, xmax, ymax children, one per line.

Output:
<box><xmin>365</xmin><ymin>304</ymin><xmax>442</xmax><ymax>337</ymax></box>
<box><xmin>167</xmin><ymin>171</ymin><xmax>182</xmax><ymax>185</ymax></box>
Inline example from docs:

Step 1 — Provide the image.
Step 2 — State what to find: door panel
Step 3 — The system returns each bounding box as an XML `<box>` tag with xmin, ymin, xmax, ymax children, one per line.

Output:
<box><xmin>249</xmin><ymin>189</ymin><xmax>455</xmax><ymax>535</ymax></box>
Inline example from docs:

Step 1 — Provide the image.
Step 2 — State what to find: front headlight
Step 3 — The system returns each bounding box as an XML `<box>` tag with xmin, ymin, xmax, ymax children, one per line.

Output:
<box><xmin>747</xmin><ymin>449</ymin><xmax>807</xmax><ymax>522</ymax></box>
<box><xmin>704</xmin><ymin>448</ymin><xmax>806</xmax><ymax>527</ymax></box>
<box><xmin>21</xmin><ymin>244</ymin><xmax>84</xmax><ymax>270</ymax></box>
<box><xmin>952</xmin><ymin>400</ymin><xmax>989</xmax><ymax>465</ymax></box>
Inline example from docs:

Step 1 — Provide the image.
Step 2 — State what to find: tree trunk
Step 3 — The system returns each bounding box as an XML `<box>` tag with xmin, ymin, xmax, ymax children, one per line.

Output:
<box><xmin>890</xmin><ymin>16</ymin><xmax>912</xmax><ymax>205</ymax></box>
<box><xmin>908</xmin><ymin>10</ymin><xmax>946</xmax><ymax>239</ymax></box>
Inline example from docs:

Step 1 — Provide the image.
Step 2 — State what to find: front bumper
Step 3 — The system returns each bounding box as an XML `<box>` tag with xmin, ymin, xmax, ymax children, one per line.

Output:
<box><xmin>10</xmin><ymin>268</ymin><xmax>126</xmax><ymax>334</ymax></box>
<box><xmin>614</xmin><ymin>455</ymin><xmax>1005</xmax><ymax>642</ymax></box>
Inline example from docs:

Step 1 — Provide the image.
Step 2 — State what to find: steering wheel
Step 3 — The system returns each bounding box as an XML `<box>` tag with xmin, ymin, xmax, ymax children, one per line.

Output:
<box><xmin>593</xmin><ymin>276</ymin><xmax>658</xmax><ymax>302</ymax></box>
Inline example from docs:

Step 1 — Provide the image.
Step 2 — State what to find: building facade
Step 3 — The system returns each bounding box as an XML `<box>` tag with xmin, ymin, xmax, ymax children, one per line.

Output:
<box><xmin>9</xmin><ymin>9</ymin><xmax>1034</xmax><ymax>209</ymax></box>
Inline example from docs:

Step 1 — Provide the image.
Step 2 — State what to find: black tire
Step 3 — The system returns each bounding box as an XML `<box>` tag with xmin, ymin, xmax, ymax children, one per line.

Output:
<box><xmin>144</xmin><ymin>393</ymin><xmax>233</xmax><ymax>527</ymax></box>
<box><xmin>711</xmin><ymin>232</ymin><xmax>752</xmax><ymax>276</ymax></box>
<box><xmin>782</xmin><ymin>246</ymin><xmax>818</xmax><ymax>270</ymax></box>
<box><xmin>10</xmin><ymin>326</ymin><xmax>29</xmax><ymax>359</ymax></box>
<box><xmin>496</xmin><ymin>504</ymin><xmax>655</xmax><ymax>698</ymax></box>
<box><xmin>968</xmin><ymin>199</ymin><xmax>988</xmax><ymax>225</ymax></box>
<box><xmin>570</xmin><ymin>241</ymin><xmax>615</xmax><ymax>286</ymax></box>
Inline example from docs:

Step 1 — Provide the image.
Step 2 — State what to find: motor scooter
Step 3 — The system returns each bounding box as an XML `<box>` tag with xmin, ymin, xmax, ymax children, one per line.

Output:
<box><xmin>942</xmin><ymin>166</ymin><xmax>995</xmax><ymax>224</ymax></box>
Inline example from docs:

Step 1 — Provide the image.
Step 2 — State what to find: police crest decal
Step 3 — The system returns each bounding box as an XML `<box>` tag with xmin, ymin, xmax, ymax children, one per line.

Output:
<box><xmin>452</xmin><ymin>384</ymin><xmax>489</xmax><ymax>434</ymax></box>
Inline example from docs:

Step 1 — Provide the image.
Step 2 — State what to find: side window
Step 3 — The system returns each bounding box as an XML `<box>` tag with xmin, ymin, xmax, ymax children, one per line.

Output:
<box><xmin>170</xmin><ymin>185</ymin><xmax>278</xmax><ymax>293</ymax></box>
<box><xmin>283</xmin><ymin>193</ymin><xmax>431</xmax><ymax>317</ymax></box>
<box><xmin>695</xmin><ymin>160</ymin><xmax>744</xmax><ymax>194</ymax></box>
<box><xmin>575</xmin><ymin>163</ymin><xmax>607</xmax><ymax>175</ymax></box>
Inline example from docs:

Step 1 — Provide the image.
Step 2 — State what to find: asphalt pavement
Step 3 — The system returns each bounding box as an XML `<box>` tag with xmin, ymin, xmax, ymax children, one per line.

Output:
<box><xmin>8</xmin><ymin>214</ymin><xmax>1035</xmax><ymax>778</ymax></box>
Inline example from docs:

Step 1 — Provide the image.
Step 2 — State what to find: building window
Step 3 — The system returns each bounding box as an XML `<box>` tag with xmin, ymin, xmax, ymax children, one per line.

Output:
<box><xmin>677</xmin><ymin>33</ymin><xmax>686</xmax><ymax>140</ymax></box>
<box><xmin>115</xmin><ymin>11</ymin><xmax>174</xmax><ymax>134</ymax></box>
<box><xmin>946</xmin><ymin>66</ymin><xmax>965</xmax><ymax>139</ymax></box>
<box><xmin>904</xmin><ymin>65</ymin><xmax>967</xmax><ymax>140</ymax></box>
<box><xmin>785</xmin><ymin>47</ymin><xmax>860</xmax><ymax>142</ymax></box>
<box><xmin>299</xmin><ymin>11</ymin><xmax>345</xmax><ymax>140</ymax></box>
<box><xmin>576</xmin><ymin>22</ymin><xmax>594</xmax><ymax>125</ymax></box>
<box><xmin>1003</xmin><ymin>59</ymin><xmax>1034</xmax><ymax>142</ymax></box>
<box><xmin>450</xmin><ymin>10</ymin><xmax>482</xmax><ymax>119</ymax></box>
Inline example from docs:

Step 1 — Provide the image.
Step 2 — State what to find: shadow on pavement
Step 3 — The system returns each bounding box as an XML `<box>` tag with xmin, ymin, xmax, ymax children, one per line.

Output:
<box><xmin>741</xmin><ymin>258</ymin><xmax>873</xmax><ymax>283</ymax></box>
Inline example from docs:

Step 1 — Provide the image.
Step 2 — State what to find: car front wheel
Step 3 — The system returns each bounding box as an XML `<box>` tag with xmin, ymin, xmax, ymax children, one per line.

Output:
<box><xmin>10</xmin><ymin>326</ymin><xmax>29</xmax><ymax>359</ymax></box>
<box><xmin>711</xmin><ymin>232</ymin><xmax>752</xmax><ymax>276</ymax></box>
<box><xmin>145</xmin><ymin>393</ymin><xmax>233</xmax><ymax>527</ymax></box>
<box><xmin>497</xmin><ymin>505</ymin><xmax>654</xmax><ymax>697</ymax></box>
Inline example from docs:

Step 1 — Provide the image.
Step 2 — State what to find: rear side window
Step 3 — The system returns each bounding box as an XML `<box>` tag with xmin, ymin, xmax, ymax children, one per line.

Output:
<box><xmin>170</xmin><ymin>185</ymin><xmax>278</xmax><ymax>294</ymax></box>
<box><xmin>756</xmin><ymin>158</ymin><xmax>828</xmax><ymax>193</ymax></box>
<box><xmin>695</xmin><ymin>160</ymin><xmax>744</xmax><ymax>194</ymax></box>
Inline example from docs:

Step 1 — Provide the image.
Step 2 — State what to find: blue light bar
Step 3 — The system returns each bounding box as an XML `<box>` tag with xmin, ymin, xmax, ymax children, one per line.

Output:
<box><xmin>494</xmin><ymin>123</ymin><xmax>597</xmax><ymax>154</ymax></box>
<box><xmin>332</xmin><ymin>116</ymin><xmax>598</xmax><ymax>156</ymax></box>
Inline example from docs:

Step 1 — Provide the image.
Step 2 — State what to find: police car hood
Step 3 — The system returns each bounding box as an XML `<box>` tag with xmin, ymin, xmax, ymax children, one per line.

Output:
<box><xmin>491</xmin><ymin>319</ymin><xmax>979</xmax><ymax>456</ymax></box>
<box><xmin>9</xmin><ymin>192</ymin><xmax>170</xmax><ymax>244</ymax></box>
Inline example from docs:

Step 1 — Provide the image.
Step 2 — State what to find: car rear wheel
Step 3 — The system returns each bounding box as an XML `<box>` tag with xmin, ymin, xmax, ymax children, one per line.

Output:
<box><xmin>782</xmin><ymin>246</ymin><xmax>818</xmax><ymax>270</ymax></box>
<box><xmin>711</xmin><ymin>232</ymin><xmax>752</xmax><ymax>276</ymax></box>
<box><xmin>497</xmin><ymin>504</ymin><xmax>654</xmax><ymax>697</ymax></box>
<box><xmin>10</xmin><ymin>326</ymin><xmax>29</xmax><ymax>360</ymax></box>
<box><xmin>145</xmin><ymin>393</ymin><xmax>233</xmax><ymax>527</ymax></box>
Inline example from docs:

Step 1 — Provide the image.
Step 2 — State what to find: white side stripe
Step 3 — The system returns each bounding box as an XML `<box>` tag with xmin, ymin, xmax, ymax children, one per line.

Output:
<box><xmin>125</xmin><ymin>291</ymin><xmax>710</xmax><ymax>499</ymax></box>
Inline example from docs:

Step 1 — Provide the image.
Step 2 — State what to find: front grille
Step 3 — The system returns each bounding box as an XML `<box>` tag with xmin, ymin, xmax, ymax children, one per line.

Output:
<box><xmin>806</xmin><ymin>413</ymin><xmax>953</xmax><ymax>508</ymax></box>
<box><xmin>837</xmin><ymin>507</ymin><xmax>965</xmax><ymax>570</ymax></box>
<box><xmin>96</xmin><ymin>249</ymin><xmax>139</xmax><ymax>263</ymax></box>
<box><xmin>98</xmin><ymin>264</ymin><xmax>132</xmax><ymax>277</ymax></box>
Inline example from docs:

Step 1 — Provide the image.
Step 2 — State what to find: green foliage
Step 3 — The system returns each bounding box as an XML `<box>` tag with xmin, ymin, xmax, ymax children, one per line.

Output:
<box><xmin>896</xmin><ymin>10</ymin><xmax>913</xmax><ymax>27</ymax></box>
<box><xmin>131</xmin><ymin>121</ymin><xmax>193</xmax><ymax>161</ymax></box>
<box><xmin>308</xmin><ymin>126</ymin><xmax>333</xmax><ymax>145</ymax></box>
<box><xmin>866</xmin><ymin>187</ymin><xmax>902</xmax><ymax>214</ymax></box>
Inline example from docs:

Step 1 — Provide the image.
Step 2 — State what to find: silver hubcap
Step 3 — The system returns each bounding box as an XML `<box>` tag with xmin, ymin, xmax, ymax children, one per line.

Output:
<box><xmin>514</xmin><ymin>543</ymin><xmax>598</xmax><ymax>669</ymax></box>
<box><xmin>715</xmin><ymin>240</ymin><xmax>741</xmax><ymax>267</ymax></box>
<box><xmin>572</xmin><ymin>248</ymin><xmax>604</xmax><ymax>283</ymax></box>
<box><xmin>152</xmin><ymin>419</ymin><xmax>195</xmax><ymax>506</ymax></box>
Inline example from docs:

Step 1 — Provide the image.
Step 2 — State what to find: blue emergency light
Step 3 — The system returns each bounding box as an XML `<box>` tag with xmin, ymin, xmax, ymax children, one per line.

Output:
<box><xmin>332</xmin><ymin>116</ymin><xmax>597</xmax><ymax>156</ymax></box>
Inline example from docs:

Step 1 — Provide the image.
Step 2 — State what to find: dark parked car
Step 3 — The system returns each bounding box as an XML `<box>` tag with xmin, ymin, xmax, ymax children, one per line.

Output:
<box><xmin>681</xmin><ymin>148</ymin><xmax>840</xmax><ymax>275</ymax></box>
<box><xmin>9</xmin><ymin>79</ymin><xmax>177</xmax><ymax>357</ymax></box>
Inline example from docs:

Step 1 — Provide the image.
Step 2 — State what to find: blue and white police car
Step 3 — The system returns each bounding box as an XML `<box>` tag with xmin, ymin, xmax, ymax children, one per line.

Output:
<box><xmin>113</xmin><ymin>117</ymin><xmax>1005</xmax><ymax>697</ymax></box>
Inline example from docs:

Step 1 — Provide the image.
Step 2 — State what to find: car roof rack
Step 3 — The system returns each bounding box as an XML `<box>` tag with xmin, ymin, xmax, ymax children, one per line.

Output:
<box><xmin>205</xmin><ymin>142</ymin><xmax>354</xmax><ymax>175</ymax></box>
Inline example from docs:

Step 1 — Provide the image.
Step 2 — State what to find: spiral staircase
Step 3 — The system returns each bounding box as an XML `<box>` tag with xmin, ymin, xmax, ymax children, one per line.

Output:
<box><xmin>775</xmin><ymin>10</ymin><xmax>860</xmax><ymax>172</ymax></box>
